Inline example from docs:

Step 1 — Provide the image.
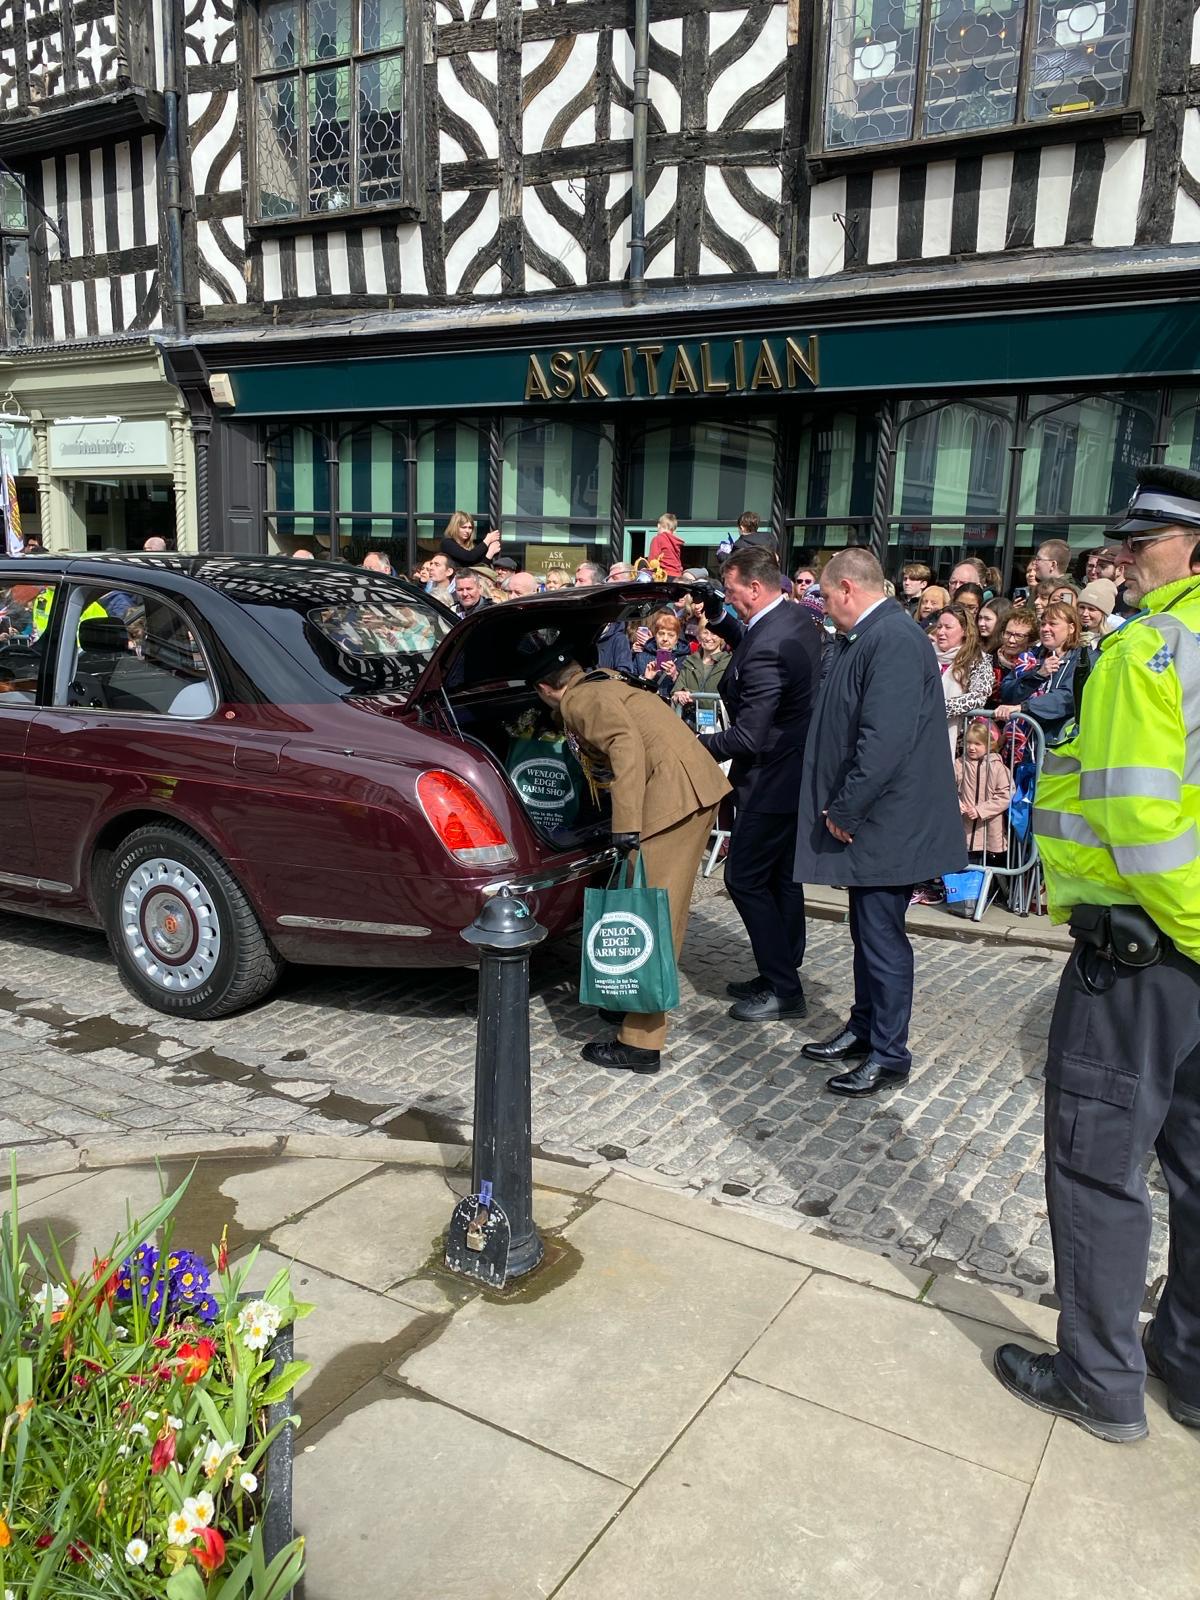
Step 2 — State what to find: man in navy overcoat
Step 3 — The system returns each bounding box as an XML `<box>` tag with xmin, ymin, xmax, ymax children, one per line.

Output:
<box><xmin>794</xmin><ymin>547</ymin><xmax>966</xmax><ymax>1095</ymax></box>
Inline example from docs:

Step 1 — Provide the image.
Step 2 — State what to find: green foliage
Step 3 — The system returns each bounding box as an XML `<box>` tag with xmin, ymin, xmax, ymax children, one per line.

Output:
<box><xmin>0</xmin><ymin>1161</ymin><xmax>309</xmax><ymax>1598</ymax></box>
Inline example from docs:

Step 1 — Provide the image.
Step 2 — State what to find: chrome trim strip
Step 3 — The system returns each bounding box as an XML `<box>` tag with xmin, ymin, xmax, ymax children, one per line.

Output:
<box><xmin>276</xmin><ymin>915</ymin><xmax>432</xmax><ymax>937</ymax></box>
<box><xmin>483</xmin><ymin>847</ymin><xmax>617</xmax><ymax>898</ymax></box>
<box><xmin>0</xmin><ymin>871</ymin><xmax>73</xmax><ymax>895</ymax></box>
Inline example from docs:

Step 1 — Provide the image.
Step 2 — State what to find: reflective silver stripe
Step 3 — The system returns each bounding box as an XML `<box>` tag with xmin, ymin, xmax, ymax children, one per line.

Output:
<box><xmin>1042</xmin><ymin>752</ymin><xmax>1081</xmax><ymax>777</ymax></box>
<box><xmin>1032</xmin><ymin>808</ymin><xmax>1103</xmax><ymax>848</ymax></box>
<box><xmin>1078</xmin><ymin>767</ymin><xmax>1183</xmax><ymax>803</ymax></box>
<box><xmin>1111</xmin><ymin>828</ymin><xmax>1200</xmax><ymax>877</ymax></box>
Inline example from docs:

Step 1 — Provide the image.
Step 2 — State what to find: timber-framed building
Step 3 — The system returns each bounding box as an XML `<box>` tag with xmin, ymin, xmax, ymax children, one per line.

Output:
<box><xmin>0</xmin><ymin>0</ymin><xmax>1199</xmax><ymax>582</ymax></box>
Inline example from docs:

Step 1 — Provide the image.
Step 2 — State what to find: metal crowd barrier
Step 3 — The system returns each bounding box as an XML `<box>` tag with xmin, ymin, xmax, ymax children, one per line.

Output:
<box><xmin>948</xmin><ymin>708</ymin><xmax>1046</xmax><ymax>922</ymax></box>
<box><xmin>672</xmin><ymin>690</ymin><xmax>732</xmax><ymax>875</ymax></box>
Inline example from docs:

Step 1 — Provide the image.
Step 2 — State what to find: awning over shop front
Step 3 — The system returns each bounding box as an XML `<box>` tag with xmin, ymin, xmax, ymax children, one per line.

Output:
<box><xmin>220</xmin><ymin>298</ymin><xmax>1200</xmax><ymax>418</ymax></box>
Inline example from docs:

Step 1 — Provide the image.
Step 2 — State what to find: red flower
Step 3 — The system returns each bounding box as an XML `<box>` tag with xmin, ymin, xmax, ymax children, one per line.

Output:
<box><xmin>35</xmin><ymin>1532</ymin><xmax>53</xmax><ymax>1549</ymax></box>
<box><xmin>193</xmin><ymin>1525</ymin><xmax>226</xmax><ymax>1574</ymax></box>
<box><xmin>177</xmin><ymin>1338</ymin><xmax>217</xmax><ymax>1386</ymax></box>
<box><xmin>91</xmin><ymin>1256</ymin><xmax>120</xmax><ymax>1309</ymax></box>
<box><xmin>152</xmin><ymin>1336</ymin><xmax>172</xmax><ymax>1350</ymax></box>
<box><xmin>216</xmin><ymin>1226</ymin><xmax>229</xmax><ymax>1273</ymax></box>
<box><xmin>149</xmin><ymin>1429</ymin><xmax>177</xmax><ymax>1476</ymax></box>
<box><xmin>67</xmin><ymin>1540</ymin><xmax>90</xmax><ymax>1563</ymax></box>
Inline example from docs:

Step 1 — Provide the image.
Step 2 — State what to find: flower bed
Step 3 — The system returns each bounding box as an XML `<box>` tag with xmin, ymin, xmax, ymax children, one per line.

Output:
<box><xmin>0</xmin><ymin>1169</ymin><xmax>309</xmax><ymax>1598</ymax></box>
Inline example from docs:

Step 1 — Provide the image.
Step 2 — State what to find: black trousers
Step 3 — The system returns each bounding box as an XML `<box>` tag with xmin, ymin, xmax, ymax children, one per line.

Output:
<box><xmin>847</xmin><ymin>885</ymin><xmax>915</xmax><ymax>1073</ymax></box>
<box><xmin>1045</xmin><ymin>943</ymin><xmax>1200</xmax><ymax>1421</ymax></box>
<box><xmin>724</xmin><ymin>807</ymin><xmax>807</xmax><ymax>999</ymax></box>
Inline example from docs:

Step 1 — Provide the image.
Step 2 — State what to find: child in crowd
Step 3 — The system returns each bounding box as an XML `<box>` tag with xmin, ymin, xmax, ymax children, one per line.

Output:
<box><xmin>635</xmin><ymin>609</ymin><xmax>691</xmax><ymax>698</ymax></box>
<box><xmin>955</xmin><ymin>720</ymin><xmax>1013</xmax><ymax>871</ymax></box>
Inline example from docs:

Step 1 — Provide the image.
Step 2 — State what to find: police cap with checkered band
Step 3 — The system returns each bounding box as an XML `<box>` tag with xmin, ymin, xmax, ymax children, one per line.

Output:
<box><xmin>1113</xmin><ymin>465</ymin><xmax>1200</xmax><ymax>538</ymax></box>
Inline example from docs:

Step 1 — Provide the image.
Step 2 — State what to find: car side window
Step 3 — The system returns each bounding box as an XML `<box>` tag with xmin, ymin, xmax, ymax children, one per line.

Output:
<box><xmin>53</xmin><ymin>584</ymin><xmax>217</xmax><ymax>719</ymax></box>
<box><xmin>0</xmin><ymin>580</ymin><xmax>53</xmax><ymax>703</ymax></box>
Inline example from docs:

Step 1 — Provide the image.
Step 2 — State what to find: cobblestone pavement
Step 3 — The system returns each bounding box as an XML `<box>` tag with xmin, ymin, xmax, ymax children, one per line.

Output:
<box><xmin>0</xmin><ymin>893</ymin><xmax>1169</xmax><ymax>1303</ymax></box>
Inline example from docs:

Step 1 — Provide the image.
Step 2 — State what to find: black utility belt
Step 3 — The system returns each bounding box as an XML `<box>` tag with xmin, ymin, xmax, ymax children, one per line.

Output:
<box><xmin>1069</xmin><ymin>903</ymin><xmax>1169</xmax><ymax>971</ymax></box>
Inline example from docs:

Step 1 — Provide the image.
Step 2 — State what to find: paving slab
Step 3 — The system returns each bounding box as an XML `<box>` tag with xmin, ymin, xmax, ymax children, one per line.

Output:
<box><xmin>399</xmin><ymin>1200</ymin><xmax>808</xmax><ymax>1486</ymax></box>
<box><xmin>237</xmin><ymin>1248</ymin><xmax>435</xmax><ymax>1434</ymax></box>
<box><xmin>13</xmin><ymin>1165</ymin><xmax>215</xmax><ymax>1272</ymax></box>
<box><xmin>926</xmin><ymin>1272</ymin><xmax>1061</xmax><ymax>1343</ymax></box>
<box><xmin>737</xmin><ymin>1273</ymin><xmax>1053</xmax><ymax>1481</ymax></box>
<box><xmin>270</xmin><ymin>1166</ymin><xmax>457</xmax><ymax>1289</ymax></box>
<box><xmin>295</xmin><ymin>1380</ymin><xmax>625</xmax><ymax>1600</ymax></box>
<box><xmin>556</xmin><ymin>1375</ymin><xmax>1025</xmax><ymax>1600</ymax></box>
<box><xmin>994</xmin><ymin>1389</ymin><xmax>1200</xmax><ymax>1600</ymax></box>
<box><xmin>595</xmin><ymin>1173</ymin><xmax>930</xmax><ymax>1298</ymax></box>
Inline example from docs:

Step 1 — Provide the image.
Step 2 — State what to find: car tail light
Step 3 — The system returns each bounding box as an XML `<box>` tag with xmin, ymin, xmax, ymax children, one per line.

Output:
<box><xmin>417</xmin><ymin>770</ymin><xmax>516</xmax><ymax>866</ymax></box>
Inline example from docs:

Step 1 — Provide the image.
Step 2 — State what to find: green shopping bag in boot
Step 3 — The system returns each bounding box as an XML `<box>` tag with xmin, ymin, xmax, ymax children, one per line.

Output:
<box><xmin>579</xmin><ymin>853</ymin><xmax>679</xmax><ymax>1014</ymax></box>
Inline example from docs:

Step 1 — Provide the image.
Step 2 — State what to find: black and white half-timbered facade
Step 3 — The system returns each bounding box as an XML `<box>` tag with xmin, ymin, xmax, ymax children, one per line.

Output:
<box><xmin>3</xmin><ymin>0</ymin><xmax>1200</xmax><ymax>578</ymax></box>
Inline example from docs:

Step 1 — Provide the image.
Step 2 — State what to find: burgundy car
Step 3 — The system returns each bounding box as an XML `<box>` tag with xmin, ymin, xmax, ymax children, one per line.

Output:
<box><xmin>0</xmin><ymin>556</ymin><xmax>684</xmax><ymax>1019</ymax></box>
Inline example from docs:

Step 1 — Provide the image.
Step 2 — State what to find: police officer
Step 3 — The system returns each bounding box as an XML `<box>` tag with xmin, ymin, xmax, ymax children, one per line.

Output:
<box><xmin>994</xmin><ymin>465</ymin><xmax>1200</xmax><ymax>1442</ymax></box>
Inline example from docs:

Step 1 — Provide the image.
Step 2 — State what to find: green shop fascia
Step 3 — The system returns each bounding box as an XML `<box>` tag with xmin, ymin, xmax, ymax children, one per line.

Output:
<box><xmin>205</xmin><ymin>295</ymin><xmax>1200</xmax><ymax>584</ymax></box>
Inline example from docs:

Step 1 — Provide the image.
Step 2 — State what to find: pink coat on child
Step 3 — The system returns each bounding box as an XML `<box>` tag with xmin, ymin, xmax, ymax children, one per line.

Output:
<box><xmin>954</xmin><ymin>751</ymin><xmax>1012</xmax><ymax>855</ymax></box>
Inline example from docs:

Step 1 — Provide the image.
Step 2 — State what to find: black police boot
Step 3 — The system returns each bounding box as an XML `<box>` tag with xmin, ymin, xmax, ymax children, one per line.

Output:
<box><xmin>993</xmin><ymin>1344</ymin><xmax>1148</xmax><ymax>1443</ymax></box>
<box><xmin>1143</xmin><ymin>1321</ymin><xmax>1200</xmax><ymax>1428</ymax></box>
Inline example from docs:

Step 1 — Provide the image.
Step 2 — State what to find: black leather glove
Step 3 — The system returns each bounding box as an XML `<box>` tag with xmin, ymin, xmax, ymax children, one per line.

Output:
<box><xmin>611</xmin><ymin>832</ymin><xmax>641</xmax><ymax>856</ymax></box>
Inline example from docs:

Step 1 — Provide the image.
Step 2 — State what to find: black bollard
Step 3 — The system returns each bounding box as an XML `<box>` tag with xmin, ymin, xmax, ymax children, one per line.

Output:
<box><xmin>444</xmin><ymin>887</ymin><xmax>548</xmax><ymax>1286</ymax></box>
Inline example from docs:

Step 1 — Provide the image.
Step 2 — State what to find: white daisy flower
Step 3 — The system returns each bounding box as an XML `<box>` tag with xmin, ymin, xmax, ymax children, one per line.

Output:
<box><xmin>144</xmin><ymin>1410</ymin><xmax>159</xmax><ymax>1422</ymax></box>
<box><xmin>127</xmin><ymin>1422</ymin><xmax>150</xmax><ymax>1439</ymax></box>
<box><xmin>167</xmin><ymin>1413</ymin><xmax>184</xmax><ymax>1431</ymax></box>
<box><xmin>124</xmin><ymin>1538</ymin><xmax>149</xmax><ymax>1566</ymax></box>
<box><xmin>166</xmin><ymin>1507</ymin><xmax>196</xmax><ymax>1547</ymax></box>
<box><xmin>184</xmin><ymin>1490</ymin><xmax>215</xmax><ymax>1529</ymax></box>
<box><xmin>31</xmin><ymin>1281</ymin><xmax>69</xmax><ymax>1315</ymax></box>
<box><xmin>201</xmin><ymin>1436</ymin><xmax>236</xmax><ymax>1478</ymax></box>
<box><xmin>239</xmin><ymin>1470</ymin><xmax>258</xmax><ymax>1493</ymax></box>
<box><xmin>113</xmin><ymin>1325</ymin><xmax>129</xmax><ymax>1339</ymax></box>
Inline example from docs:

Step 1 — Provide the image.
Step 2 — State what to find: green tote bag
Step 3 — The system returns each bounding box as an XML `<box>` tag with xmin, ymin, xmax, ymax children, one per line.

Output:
<box><xmin>579</xmin><ymin>853</ymin><xmax>680</xmax><ymax>1014</ymax></box>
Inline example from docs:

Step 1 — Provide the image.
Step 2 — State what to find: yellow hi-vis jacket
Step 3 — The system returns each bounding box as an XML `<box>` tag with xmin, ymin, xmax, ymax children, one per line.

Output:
<box><xmin>1033</xmin><ymin>575</ymin><xmax>1200</xmax><ymax>964</ymax></box>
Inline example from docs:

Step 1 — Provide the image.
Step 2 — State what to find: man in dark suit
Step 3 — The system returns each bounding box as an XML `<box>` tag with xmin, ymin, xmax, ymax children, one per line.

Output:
<box><xmin>700</xmin><ymin>544</ymin><xmax>823</xmax><ymax>1021</ymax></box>
<box><xmin>794</xmin><ymin>547</ymin><xmax>966</xmax><ymax>1095</ymax></box>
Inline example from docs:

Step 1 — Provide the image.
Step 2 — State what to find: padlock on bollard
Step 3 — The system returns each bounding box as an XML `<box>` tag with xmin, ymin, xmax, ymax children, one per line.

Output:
<box><xmin>444</xmin><ymin>889</ymin><xmax>548</xmax><ymax>1287</ymax></box>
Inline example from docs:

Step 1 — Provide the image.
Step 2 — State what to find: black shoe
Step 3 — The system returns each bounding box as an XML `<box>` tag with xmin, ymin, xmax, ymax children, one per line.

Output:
<box><xmin>993</xmin><ymin>1344</ymin><xmax>1147</xmax><ymax>1443</ymax></box>
<box><xmin>581</xmin><ymin>1039</ymin><xmax>661</xmax><ymax>1073</ymax></box>
<box><xmin>728</xmin><ymin>989</ymin><xmax>807</xmax><ymax>1022</ymax></box>
<box><xmin>596</xmin><ymin>1008</ymin><xmax>626</xmax><ymax>1027</ymax></box>
<box><xmin>1143</xmin><ymin>1321</ymin><xmax>1200</xmax><ymax>1428</ymax></box>
<box><xmin>801</xmin><ymin>1027</ymin><xmax>871</xmax><ymax>1063</ymax></box>
<box><xmin>726</xmin><ymin>977</ymin><xmax>770</xmax><ymax>1000</ymax></box>
<box><xmin>825</xmin><ymin>1056</ymin><xmax>908</xmax><ymax>1097</ymax></box>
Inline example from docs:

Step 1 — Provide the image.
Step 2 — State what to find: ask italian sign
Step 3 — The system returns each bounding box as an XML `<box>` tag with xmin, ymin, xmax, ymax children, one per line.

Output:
<box><xmin>523</xmin><ymin>334</ymin><xmax>818</xmax><ymax>401</ymax></box>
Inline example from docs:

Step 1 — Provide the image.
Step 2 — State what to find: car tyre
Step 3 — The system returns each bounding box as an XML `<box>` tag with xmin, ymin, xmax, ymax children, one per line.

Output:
<box><xmin>106</xmin><ymin>822</ymin><xmax>283</xmax><ymax>1019</ymax></box>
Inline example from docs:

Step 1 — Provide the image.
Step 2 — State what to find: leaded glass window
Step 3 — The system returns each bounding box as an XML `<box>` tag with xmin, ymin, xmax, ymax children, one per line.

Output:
<box><xmin>0</xmin><ymin>173</ymin><xmax>32</xmax><ymax>348</ymax></box>
<box><xmin>822</xmin><ymin>0</ymin><xmax>1138</xmax><ymax>150</ymax></box>
<box><xmin>250</xmin><ymin>0</ymin><xmax>411</xmax><ymax>220</ymax></box>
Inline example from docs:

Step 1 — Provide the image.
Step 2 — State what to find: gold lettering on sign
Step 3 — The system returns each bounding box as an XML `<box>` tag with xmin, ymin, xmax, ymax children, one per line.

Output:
<box><xmin>637</xmin><ymin>345</ymin><xmax>664</xmax><ymax>394</ymax></box>
<box><xmin>525</xmin><ymin>354</ymin><xmax>553</xmax><ymax>401</ymax></box>
<box><xmin>550</xmin><ymin>350</ymin><xmax>577</xmax><ymax>398</ymax></box>
<box><xmin>750</xmin><ymin>340</ymin><xmax>783</xmax><ymax>391</ymax></box>
<box><xmin>622</xmin><ymin>346</ymin><xmax>637</xmax><ymax>396</ymax></box>
<box><xmin>668</xmin><ymin>345</ymin><xmax>700</xmax><ymax>394</ymax></box>
<box><xmin>785</xmin><ymin>334</ymin><xmax>819</xmax><ymax>387</ymax></box>
<box><xmin>699</xmin><ymin>342</ymin><xmax>729</xmax><ymax>393</ymax></box>
<box><xmin>733</xmin><ymin>338</ymin><xmax>747</xmax><ymax>391</ymax></box>
<box><xmin>576</xmin><ymin>348</ymin><xmax>609</xmax><ymax>398</ymax></box>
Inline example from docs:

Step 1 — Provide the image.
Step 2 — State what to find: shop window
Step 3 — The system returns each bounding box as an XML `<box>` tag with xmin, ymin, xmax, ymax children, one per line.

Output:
<box><xmin>415</xmin><ymin>419</ymin><xmax>490</xmax><ymax>550</ymax></box>
<box><xmin>820</xmin><ymin>0</ymin><xmax>1139</xmax><ymax>153</ymax></box>
<box><xmin>501</xmin><ymin>421</ymin><xmax>612</xmax><ymax>546</ymax></box>
<box><xmin>627</xmin><ymin>421</ymin><xmax>775</xmax><ymax>550</ymax></box>
<box><xmin>265</xmin><ymin>423</ymin><xmax>332</xmax><ymax>547</ymax></box>
<box><xmin>247</xmin><ymin>0</ymin><xmax>421</xmax><ymax>224</ymax></box>
<box><xmin>0</xmin><ymin>174</ymin><xmax>33</xmax><ymax>348</ymax></box>
<box><xmin>1019</xmin><ymin>391</ymin><xmax>1154</xmax><ymax>534</ymax></box>
<box><xmin>795</xmin><ymin>412</ymin><xmax>878</xmax><ymax>522</ymax></box>
<box><xmin>1164</xmin><ymin>391</ymin><xmax>1200</xmax><ymax>475</ymax></box>
<box><xmin>893</xmin><ymin>399</ymin><xmax>1015</xmax><ymax>520</ymax></box>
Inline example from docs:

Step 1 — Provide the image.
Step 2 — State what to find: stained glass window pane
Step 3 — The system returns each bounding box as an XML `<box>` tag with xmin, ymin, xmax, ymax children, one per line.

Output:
<box><xmin>1026</xmin><ymin>0</ymin><xmax>1136</xmax><ymax>120</ymax></box>
<box><xmin>307</xmin><ymin>65</ymin><xmax>352</xmax><ymax>212</ymax></box>
<box><xmin>824</xmin><ymin>0</ymin><xmax>920</xmax><ymax>149</ymax></box>
<box><xmin>260</xmin><ymin>0</ymin><xmax>299</xmax><ymax>67</ymax></box>
<box><xmin>305</xmin><ymin>0</ymin><xmax>352</xmax><ymax>60</ymax></box>
<box><xmin>255</xmin><ymin>78</ymin><xmax>301</xmax><ymax>218</ymax></box>
<box><xmin>0</xmin><ymin>174</ymin><xmax>26</xmax><ymax>233</ymax></box>
<box><xmin>923</xmin><ymin>0</ymin><xmax>1025</xmax><ymax>135</ymax></box>
<box><xmin>361</xmin><ymin>0</ymin><xmax>405</xmax><ymax>50</ymax></box>
<box><xmin>3</xmin><ymin>237</ymin><xmax>31</xmax><ymax>348</ymax></box>
<box><xmin>357</xmin><ymin>55</ymin><xmax>405</xmax><ymax>206</ymax></box>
